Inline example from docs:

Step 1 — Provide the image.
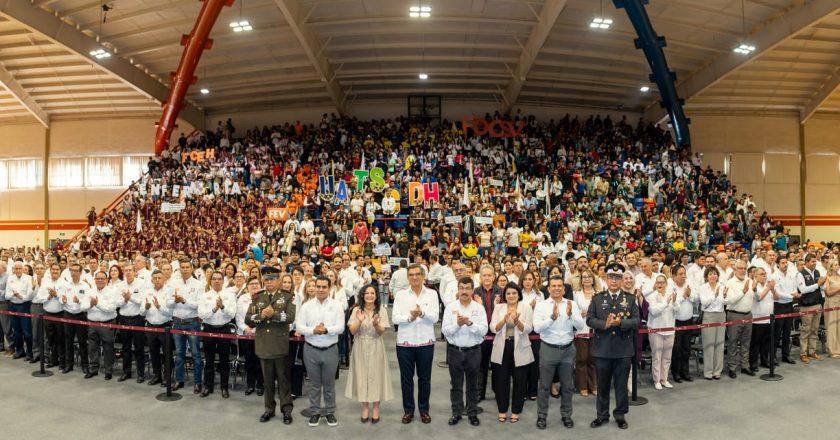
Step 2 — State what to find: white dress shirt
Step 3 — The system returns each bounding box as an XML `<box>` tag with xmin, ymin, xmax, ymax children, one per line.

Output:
<box><xmin>198</xmin><ymin>287</ymin><xmax>237</xmax><ymax>326</ymax></box>
<box><xmin>440</xmin><ymin>299</ymin><xmax>488</xmax><ymax>347</ymax></box>
<box><xmin>725</xmin><ymin>276</ymin><xmax>753</xmax><ymax>313</ymax></box>
<box><xmin>752</xmin><ymin>283</ymin><xmax>775</xmax><ymax>323</ymax></box>
<box><xmin>392</xmin><ymin>286</ymin><xmax>440</xmax><ymax>347</ymax></box>
<box><xmin>295</xmin><ymin>296</ymin><xmax>345</xmax><ymax>347</ymax></box>
<box><xmin>82</xmin><ymin>286</ymin><xmax>118</xmax><ymax>322</ymax></box>
<box><xmin>388</xmin><ymin>268</ymin><xmax>409</xmax><ymax>295</ymax></box>
<box><xmin>5</xmin><ymin>273</ymin><xmax>34</xmax><ymax>304</ymax></box>
<box><xmin>775</xmin><ymin>267</ymin><xmax>798</xmax><ymax>304</ymax></box>
<box><xmin>698</xmin><ymin>282</ymin><xmax>726</xmax><ymax>313</ymax></box>
<box><xmin>573</xmin><ymin>291</ymin><xmax>595</xmax><ymax>333</ymax></box>
<box><xmin>635</xmin><ymin>271</ymin><xmax>661</xmax><ymax>298</ymax></box>
<box><xmin>532</xmin><ymin>296</ymin><xmax>585</xmax><ymax>345</ymax></box>
<box><xmin>117</xmin><ymin>278</ymin><xmax>147</xmax><ymax>317</ymax></box>
<box><xmin>235</xmin><ymin>292</ymin><xmax>253</xmax><ymax>335</ymax></box>
<box><xmin>141</xmin><ymin>285</ymin><xmax>173</xmax><ymax>325</ymax></box>
<box><xmin>166</xmin><ymin>275</ymin><xmax>202</xmax><ymax>319</ymax></box>
<box><xmin>34</xmin><ymin>276</ymin><xmax>64</xmax><ymax>314</ymax></box>
<box><xmin>61</xmin><ymin>280</ymin><xmax>91</xmax><ymax>314</ymax></box>
<box><xmin>668</xmin><ymin>279</ymin><xmax>696</xmax><ymax>321</ymax></box>
<box><xmin>796</xmin><ymin>268</ymin><xmax>824</xmax><ymax>295</ymax></box>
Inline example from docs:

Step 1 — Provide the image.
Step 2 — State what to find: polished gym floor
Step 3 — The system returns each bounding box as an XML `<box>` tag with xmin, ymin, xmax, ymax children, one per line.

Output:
<box><xmin>1</xmin><ymin>329</ymin><xmax>837</xmax><ymax>440</ymax></box>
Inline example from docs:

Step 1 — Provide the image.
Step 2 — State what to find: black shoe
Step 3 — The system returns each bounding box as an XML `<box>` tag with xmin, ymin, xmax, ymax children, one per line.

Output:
<box><xmin>118</xmin><ymin>373</ymin><xmax>131</xmax><ymax>382</ymax></box>
<box><xmin>245</xmin><ymin>388</ymin><xmax>255</xmax><ymax>395</ymax></box>
<box><xmin>193</xmin><ymin>384</ymin><xmax>201</xmax><ymax>394</ymax></box>
<box><xmin>616</xmin><ymin>419</ymin><xmax>629</xmax><ymax>429</ymax></box>
<box><xmin>256</xmin><ymin>388</ymin><xmax>264</xmax><ymax>396</ymax></box>
<box><xmin>750</xmin><ymin>367</ymin><xmax>759</xmax><ymax>373</ymax></box>
<box><xmin>137</xmin><ymin>376</ymin><xmax>145</xmax><ymax>384</ymax></box>
<box><xmin>221</xmin><ymin>388</ymin><xmax>229</xmax><ymax>399</ymax></box>
<box><xmin>260</xmin><ymin>411</ymin><xmax>275</xmax><ymax>423</ymax></box>
<box><xmin>148</xmin><ymin>377</ymin><xmax>162</xmax><ymax>386</ymax></box>
<box><xmin>728</xmin><ymin>370</ymin><xmax>737</xmax><ymax>379</ymax></box>
<box><xmin>562</xmin><ymin>417</ymin><xmax>574</xmax><ymax>428</ymax></box>
<box><xmin>468</xmin><ymin>416</ymin><xmax>480</xmax><ymax>426</ymax></box>
<box><xmin>783</xmin><ymin>358</ymin><xmax>796</xmax><ymax>365</ymax></box>
<box><xmin>325</xmin><ymin>414</ymin><xmax>338</xmax><ymax>426</ymax></box>
<box><xmin>84</xmin><ymin>372</ymin><xmax>98</xmax><ymax>379</ymax></box>
<box><xmin>741</xmin><ymin>369</ymin><xmax>755</xmax><ymax>377</ymax></box>
<box><xmin>672</xmin><ymin>377</ymin><xmax>683</xmax><ymax>384</ymax></box>
<box><xmin>590</xmin><ymin>417</ymin><xmax>609</xmax><ymax>428</ymax></box>
<box><xmin>448</xmin><ymin>415</ymin><xmax>462</xmax><ymax>426</ymax></box>
<box><xmin>172</xmin><ymin>382</ymin><xmax>184</xmax><ymax>391</ymax></box>
<box><xmin>282</xmin><ymin>410</ymin><xmax>293</xmax><ymax>425</ymax></box>
<box><xmin>200</xmin><ymin>387</ymin><xmax>213</xmax><ymax>397</ymax></box>
<box><xmin>28</xmin><ymin>356</ymin><xmax>39</xmax><ymax>364</ymax></box>
<box><xmin>12</xmin><ymin>353</ymin><xmax>24</xmax><ymax>360</ymax></box>
<box><xmin>536</xmin><ymin>418</ymin><xmax>547</xmax><ymax>430</ymax></box>
<box><xmin>61</xmin><ymin>367</ymin><xmax>74</xmax><ymax>374</ymax></box>
<box><xmin>104</xmin><ymin>374</ymin><xmax>112</xmax><ymax>381</ymax></box>
<box><xmin>681</xmin><ymin>375</ymin><xmax>694</xmax><ymax>382</ymax></box>
<box><xmin>308</xmin><ymin>415</ymin><xmax>321</xmax><ymax>427</ymax></box>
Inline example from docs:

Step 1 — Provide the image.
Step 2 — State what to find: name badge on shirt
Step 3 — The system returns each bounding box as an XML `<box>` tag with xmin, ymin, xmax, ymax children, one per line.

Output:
<box><xmin>79</xmin><ymin>289</ymin><xmax>84</xmax><ymax>294</ymax></box>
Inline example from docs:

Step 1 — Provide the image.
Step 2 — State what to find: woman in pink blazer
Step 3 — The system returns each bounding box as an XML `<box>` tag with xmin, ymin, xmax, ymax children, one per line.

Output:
<box><xmin>490</xmin><ymin>283</ymin><xmax>535</xmax><ymax>423</ymax></box>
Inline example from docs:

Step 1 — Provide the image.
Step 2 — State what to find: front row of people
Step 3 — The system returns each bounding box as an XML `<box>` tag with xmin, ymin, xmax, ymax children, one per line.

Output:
<box><xmin>11</xmin><ymin>262</ymin><xmax>639</xmax><ymax>429</ymax></box>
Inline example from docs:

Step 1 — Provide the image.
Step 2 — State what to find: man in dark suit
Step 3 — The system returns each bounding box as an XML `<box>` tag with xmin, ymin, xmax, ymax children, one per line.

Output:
<box><xmin>473</xmin><ymin>264</ymin><xmax>502</xmax><ymax>401</ymax></box>
<box><xmin>586</xmin><ymin>263</ymin><xmax>639</xmax><ymax>430</ymax></box>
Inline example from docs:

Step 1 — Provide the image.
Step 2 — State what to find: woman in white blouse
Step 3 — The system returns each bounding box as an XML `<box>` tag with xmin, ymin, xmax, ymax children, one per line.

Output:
<box><xmin>573</xmin><ymin>269</ymin><xmax>598</xmax><ymax>396</ymax></box>
<box><xmin>699</xmin><ymin>267</ymin><xmax>728</xmax><ymax>380</ymax></box>
<box><xmin>647</xmin><ymin>274</ymin><xmax>678</xmax><ymax>389</ymax></box>
<box><xmin>490</xmin><ymin>283</ymin><xmax>534</xmax><ymax>423</ymax></box>
<box><xmin>520</xmin><ymin>270</ymin><xmax>543</xmax><ymax>401</ymax></box>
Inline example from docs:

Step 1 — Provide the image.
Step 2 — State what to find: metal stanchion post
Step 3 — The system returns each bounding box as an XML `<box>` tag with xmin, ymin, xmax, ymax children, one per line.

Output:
<box><xmin>761</xmin><ymin>314</ymin><xmax>783</xmax><ymax>382</ymax></box>
<box><xmin>629</xmin><ymin>328</ymin><xmax>648</xmax><ymax>406</ymax></box>
<box><xmin>31</xmin><ymin>317</ymin><xmax>53</xmax><ymax>378</ymax></box>
<box><xmin>156</xmin><ymin>326</ymin><xmax>182</xmax><ymax>401</ymax></box>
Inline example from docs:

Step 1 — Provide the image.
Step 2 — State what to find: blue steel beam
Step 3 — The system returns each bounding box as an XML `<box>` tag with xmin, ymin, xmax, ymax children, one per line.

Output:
<box><xmin>614</xmin><ymin>0</ymin><xmax>690</xmax><ymax>148</ymax></box>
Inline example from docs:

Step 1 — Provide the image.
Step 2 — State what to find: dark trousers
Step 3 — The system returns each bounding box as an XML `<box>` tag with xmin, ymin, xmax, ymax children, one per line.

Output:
<box><xmin>45</xmin><ymin>312</ymin><xmax>64</xmax><ymax>366</ymax></box>
<box><xmin>595</xmin><ymin>357</ymin><xmax>632</xmax><ymax>420</ymax></box>
<box><xmin>774</xmin><ymin>303</ymin><xmax>794</xmax><ymax>360</ymax></box>
<box><xmin>119</xmin><ymin>315</ymin><xmax>146</xmax><ymax>376</ymax></box>
<box><xmin>63</xmin><ymin>312</ymin><xmax>88</xmax><ymax>370</ymax></box>
<box><xmin>239</xmin><ymin>339</ymin><xmax>263</xmax><ymax>389</ymax></box>
<box><xmin>750</xmin><ymin>324</ymin><xmax>771</xmax><ymax>369</ymax></box>
<box><xmin>202</xmin><ymin>325</ymin><xmax>231</xmax><ymax>390</ymax></box>
<box><xmin>289</xmin><ymin>341</ymin><xmax>304</xmax><ymax>396</ymax></box>
<box><xmin>261</xmin><ymin>356</ymin><xmax>293</xmax><ymax>413</ymax></box>
<box><xmin>447</xmin><ymin>344</ymin><xmax>481</xmax><ymax>417</ymax></box>
<box><xmin>671</xmin><ymin>319</ymin><xmax>693</xmax><ymax>378</ymax></box>
<box><xmin>527</xmin><ymin>339</ymin><xmax>540</xmax><ymax>398</ymax></box>
<box><xmin>396</xmin><ymin>344</ymin><xmax>434</xmax><ymax>414</ymax></box>
<box><xmin>146</xmin><ymin>325</ymin><xmax>170</xmax><ymax>378</ymax></box>
<box><xmin>87</xmin><ymin>322</ymin><xmax>116</xmax><ymax>375</ymax></box>
<box><xmin>10</xmin><ymin>302</ymin><xmax>33</xmax><ymax>357</ymax></box>
<box><xmin>492</xmin><ymin>339</ymin><xmax>528</xmax><ymax>414</ymax></box>
<box><xmin>478</xmin><ymin>338</ymin><xmax>493</xmax><ymax>399</ymax></box>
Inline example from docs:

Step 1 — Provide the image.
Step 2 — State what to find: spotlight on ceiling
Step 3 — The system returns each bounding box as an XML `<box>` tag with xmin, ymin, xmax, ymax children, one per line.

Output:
<box><xmin>640</xmin><ymin>86</ymin><xmax>650</xmax><ymax>92</ymax></box>
<box><xmin>418</xmin><ymin>73</ymin><xmax>429</xmax><ymax>80</ymax></box>
<box><xmin>733</xmin><ymin>43</ymin><xmax>756</xmax><ymax>54</ymax></box>
<box><xmin>89</xmin><ymin>48</ymin><xmax>111</xmax><ymax>59</ymax></box>
<box><xmin>409</xmin><ymin>6</ymin><xmax>431</xmax><ymax>18</ymax></box>
<box><xmin>200</xmin><ymin>88</ymin><xmax>210</xmax><ymax>95</ymax></box>
<box><xmin>589</xmin><ymin>17</ymin><xmax>612</xmax><ymax>29</ymax></box>
<box><xmin>230</xmin><ymin>20</ymin><xmax>253</xmax><ymax>32</ymax></box>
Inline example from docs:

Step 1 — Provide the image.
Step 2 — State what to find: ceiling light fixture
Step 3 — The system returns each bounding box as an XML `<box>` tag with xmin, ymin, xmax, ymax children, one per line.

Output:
<box><xmin>230</xmin><ymin>20</ymin><xmax>253</xmax><ymax>32</ymax></box>
<box><xmin>200</xmin><ymin>88</ymin><xmax>210</xmax><ymax>95</ymax></box>
<box><xmin>418</xmin><ymin>73</ymin><xmax>429</xmax><ymax>80</ymax></box>
<box><xmin>89</xmin><ymin>48</ymin><xmax>111</xmax><ymax>59</ymax></box>
<box><xmin>732</xmin><ymin>43</ymin><xmax>755</xmax><ymax>54</ymax></box>
<box><xmin>590</xmin><ymin>17</ymin><xmax>612</xmax><ymax>29</ymax></box>
<box><xmin>409</xmin><ymin>6</ymin><xmax>431</xmax><ymax>18</ymax></box>
<box><xmin>640</xmin><ymin>86</ymin><xmax>650</xmax><ymax>92</ymax></box>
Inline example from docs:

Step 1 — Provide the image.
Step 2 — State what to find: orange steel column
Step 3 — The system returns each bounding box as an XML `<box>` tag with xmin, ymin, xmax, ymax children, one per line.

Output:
<box><xmin>154</xmin><ymin>0</ymin><xmax>233</xmax><ymax>155</ymax></box>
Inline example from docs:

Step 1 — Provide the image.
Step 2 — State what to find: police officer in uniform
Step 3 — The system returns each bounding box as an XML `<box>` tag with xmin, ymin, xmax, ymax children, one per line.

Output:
<box><xmin>246</xmin><ymin>266</ymin><xmax>296</xmax><ymax>424</ymax></box>
<box><xmin>587</xmin><ymin>263</ymin><xmax>639</xmax><ymax>430</ymax></box>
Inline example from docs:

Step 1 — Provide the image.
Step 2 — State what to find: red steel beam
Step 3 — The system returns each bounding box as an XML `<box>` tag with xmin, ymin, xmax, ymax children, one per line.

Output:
<box><xmin>154</xmin><ymin>0</ymin><xmax>233</xmax><ymax>155</ymax></box>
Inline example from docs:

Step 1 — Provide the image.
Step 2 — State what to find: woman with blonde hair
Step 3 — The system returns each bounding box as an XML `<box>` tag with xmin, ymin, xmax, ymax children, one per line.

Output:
<box><xmin>646</xmin><ymin>274</ymin><xmax>678</xmax><ymax>389</ymax></box>
<box><xmin>573</xmin><ymin>269</ymin><xmax>599</xmax><ymax>396</ymax></box>
<box><xmin>824</xmin><ymin>261</ymin><xmax>840</xmax><ymax>358</ymax></box>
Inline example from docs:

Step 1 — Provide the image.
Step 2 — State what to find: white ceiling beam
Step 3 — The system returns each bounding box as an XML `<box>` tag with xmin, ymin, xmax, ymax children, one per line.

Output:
<box><xmin>0</xmin><ymin>61</ymin><xmax>49</xmax><ymax>127</ymax></box>
<box><xmin>308</xmin><ymin>15</ymin><xmax>537</xmax><ymax>28</ymax></box>
<box><xmin>273</xmin><ymin>0</ymin><xmax>346</xmax><ymax>114</ymax></box>
<box><xmin>0</xmin><ymin>0</ymin><xmax>204</xmax><ymax>128</ymax></box>
<box><xmin>501</xmin><ymin>0</ymin><xmax>567</xmax><ymax>113</ymax></box>
<box><xmin>646</xmin><ymin>0</ymin><xmax>840</xmax><ymax>121</ymax></box>
<box><xmin>801</xmin><ymin>68</ymin><xmax>840</xmax><ymax>123</ymax></box>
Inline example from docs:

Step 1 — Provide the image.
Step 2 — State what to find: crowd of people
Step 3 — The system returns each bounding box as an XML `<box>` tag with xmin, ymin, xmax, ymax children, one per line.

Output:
<box><xmin>2</xmin><ymin>113</ymin><xmax>837</xmax><ymax>430</ymax></box>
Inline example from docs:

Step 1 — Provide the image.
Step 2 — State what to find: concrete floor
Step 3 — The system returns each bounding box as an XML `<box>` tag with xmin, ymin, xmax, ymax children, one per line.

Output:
<box><xmin>1</xmin><ymin>329</ymin><xmax>838</xmax><ymax>440</ymax></box>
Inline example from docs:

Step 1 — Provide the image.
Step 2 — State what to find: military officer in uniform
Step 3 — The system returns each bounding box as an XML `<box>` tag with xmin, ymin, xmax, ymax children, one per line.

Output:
<box><xmin>246</xmin><ymin>266</ymin><xmax>296</xmax><ymax>424</ymax></box>
<box><xmin>587</xmin><ymin>263</ymin><xmax>639</xmax><ymax>430</ymax></box>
